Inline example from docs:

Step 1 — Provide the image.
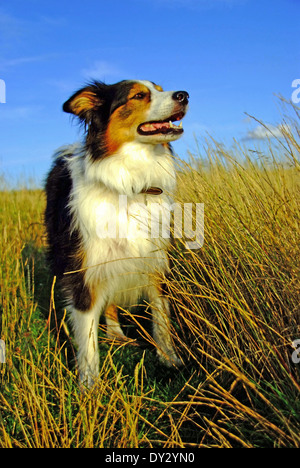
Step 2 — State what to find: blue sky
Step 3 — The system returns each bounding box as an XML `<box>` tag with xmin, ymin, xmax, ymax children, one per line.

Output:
<box><xmin>0</xmin><ymin>0</ymin><xmax>299</xmax><ymax>185</ymax></box>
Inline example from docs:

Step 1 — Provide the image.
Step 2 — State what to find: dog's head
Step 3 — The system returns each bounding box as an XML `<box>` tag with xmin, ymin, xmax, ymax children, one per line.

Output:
<box><xmin>63</xmin><ymin>80</ymin><xmax>189</xmax><ymax>156</ymax></box>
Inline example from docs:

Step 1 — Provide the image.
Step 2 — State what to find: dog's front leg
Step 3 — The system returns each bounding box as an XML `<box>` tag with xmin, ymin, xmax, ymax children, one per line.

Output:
<box><xmin>148</xmin><ymin>285</ymin><xmax>182</xmax><ymax>367</ymax></box>
<box><xmin>70</xmin><ymin>305</ymin><xmax>102</xmax><ymax>387</ymax></box>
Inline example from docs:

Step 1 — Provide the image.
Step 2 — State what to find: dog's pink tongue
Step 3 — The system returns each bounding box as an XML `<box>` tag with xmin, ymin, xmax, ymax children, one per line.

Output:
<box><xmin>140</xmin><ymin>121</ymin><xmax>170</xmax><ymax>132</ymax></box>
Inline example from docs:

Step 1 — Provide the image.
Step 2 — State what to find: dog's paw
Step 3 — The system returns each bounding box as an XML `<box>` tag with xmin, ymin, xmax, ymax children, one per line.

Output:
<box><xmin>78</xmin><ymin>359</ymin><xmax>100</xmax><ymax>390</ymax></box>
<box><xmin>79</xmin><ymin>370</ymin><xmax>98</xmax><ymax>390</ymax></box>
<box><xmin>157</xmin><ymin>350</ymin><xmax>183</xmax><ymax>368</ymax></box>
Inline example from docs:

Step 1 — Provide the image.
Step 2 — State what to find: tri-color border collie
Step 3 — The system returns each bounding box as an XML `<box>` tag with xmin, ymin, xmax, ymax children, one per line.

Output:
<box><xmin>45</xmin><ymin>79</ymin><xmax>189</xmax><ymax>386</ymax></box>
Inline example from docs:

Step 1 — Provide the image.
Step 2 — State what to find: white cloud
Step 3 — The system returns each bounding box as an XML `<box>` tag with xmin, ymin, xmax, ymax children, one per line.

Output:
<box><xmin>0</xmin><ymin>105</ymin><xmax>43</xmax><ymax>120</ymax></box>
<box><xmin>244</xmin><ymin>123</ymin><xmax>290</xmax><ymax>141</ymax></box>
<box><xmin>0</xmin><ymin>54</ymin><xmax>55</xmax><ymax>72</ymax></box>
<box><xmin>47</xmin><ymin>78</ymin><xmax>78</xmax><ymax>93</ymax></box>
<box><xmin>81</xmin><ymin>60</ymin><xmax>123</xmax><ymax>81</ymax></box>
<box><xmin>0</xmin><ymin>10</ymin><xmax>23</xmax><ymax>41</ymax></box>
<box><xmin>0</xmin><ymin>8</ymin><xmax>66</xmax><ymax>57</ymax></box>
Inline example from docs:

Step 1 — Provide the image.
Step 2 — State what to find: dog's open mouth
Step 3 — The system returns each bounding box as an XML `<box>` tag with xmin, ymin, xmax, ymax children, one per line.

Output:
<box><xmin>137</xmin><ymin>112</ymin><xmax>185</xmax><ymax>136</ymax></box>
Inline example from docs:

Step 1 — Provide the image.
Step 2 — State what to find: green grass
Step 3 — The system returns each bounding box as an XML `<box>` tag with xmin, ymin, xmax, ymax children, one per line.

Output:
<box><xmin>0</xmin><ymin>101</ymin><xmax>299</xmax><ymax>448</ymax></box>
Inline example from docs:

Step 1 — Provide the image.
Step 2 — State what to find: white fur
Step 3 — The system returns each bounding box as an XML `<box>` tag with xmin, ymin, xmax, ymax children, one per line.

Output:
<box><xmin>84</xmin><ymin>141</ymin><xmax>176</xmax><ymax>194</ymax></box>
<box><xmin>64</xmin><ymin>141</ymin><xmax>181</xmax><ymax>385</ymax></box>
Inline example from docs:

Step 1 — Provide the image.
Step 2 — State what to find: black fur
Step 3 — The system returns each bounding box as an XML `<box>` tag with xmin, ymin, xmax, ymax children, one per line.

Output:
<box><xmin>45</xmin><ymin>81</ymin><xmax>134</xmax><ymax>311</ymax></box>
<box><xmin>45</xmin><ymin>154</ymin><xmax>92</xmax><ymax>311</ymax></box>
<box><xmin>63</xmin><ymin>80</ymin><xmax>134</xmax><ymax>161</ymax></box>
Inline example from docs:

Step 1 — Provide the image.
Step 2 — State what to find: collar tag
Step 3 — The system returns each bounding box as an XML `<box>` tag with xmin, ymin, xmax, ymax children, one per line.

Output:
<box><xmin>141</xmin><ymin>187</ymin><xmax>163</xmax><ymax>195</ymax></box>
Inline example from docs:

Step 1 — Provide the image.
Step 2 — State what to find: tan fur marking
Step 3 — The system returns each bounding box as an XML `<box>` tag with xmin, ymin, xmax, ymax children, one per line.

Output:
<box><xmin>105</xmin><ymin>304</ymin><xmax>127</xmax><ymax>340</ymax></box>
<box><xmin>127</xmin><ymin>83</ymin><xmax>150</xmax><ymax>100</ymax></box>
<box><xmin>105</xmin><ymin>83</ymin><xmax>151</xmax><ymax>154</ymax></box>
<box><xmin>70</xmin><ymin>91</ymin><xmax>99</xmax><ymax>116</ymax></box>
<box><xmin>154</xmin><ymin>84</ymin><xmax>164</xmax><ymax>92</ymax></box>
<box><xmin>105</xmin><ymin>304</ymin><xmax>118</xmax><ymax>322</ymax></box>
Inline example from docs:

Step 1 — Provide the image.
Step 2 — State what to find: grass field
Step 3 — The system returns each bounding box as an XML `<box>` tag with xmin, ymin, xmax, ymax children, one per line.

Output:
<box><xmin>0</xmin><ymin>102</ymin><xmax>299</xmax><ymax>448</ymax></box>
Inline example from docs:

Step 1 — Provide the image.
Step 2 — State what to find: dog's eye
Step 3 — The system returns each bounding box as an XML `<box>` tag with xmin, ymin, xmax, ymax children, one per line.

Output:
<box><xmin>132</xmin><ymin>92</ymin><xmax>146</xmax><ymax>100</ymax></box>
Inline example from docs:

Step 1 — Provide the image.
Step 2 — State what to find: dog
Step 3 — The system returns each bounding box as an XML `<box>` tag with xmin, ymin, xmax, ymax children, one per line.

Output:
<box><xmin>45</xmin><ymin>79</ymin><xmax>189</xmax><ymax>386</ymax></box>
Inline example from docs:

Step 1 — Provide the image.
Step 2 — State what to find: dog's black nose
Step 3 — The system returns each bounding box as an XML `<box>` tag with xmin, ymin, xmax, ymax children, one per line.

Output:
<box><xmin>172</xmin><ymin>91</ymin><xmax>189</xmax><ymax>105</ymax></box>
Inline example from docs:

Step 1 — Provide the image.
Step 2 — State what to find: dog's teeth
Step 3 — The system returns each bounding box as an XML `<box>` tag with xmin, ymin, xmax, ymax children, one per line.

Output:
<box><xmin>168</xmin><ymin>120</ymin><xmax>183</xmax><ymax>129</ymax></box>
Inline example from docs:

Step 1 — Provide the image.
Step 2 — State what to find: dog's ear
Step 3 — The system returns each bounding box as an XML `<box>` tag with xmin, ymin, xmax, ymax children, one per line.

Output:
<box><xmin>63</xmin><ymin>83</ymin><xmax>106</xmax><ymax>121</ymax></box>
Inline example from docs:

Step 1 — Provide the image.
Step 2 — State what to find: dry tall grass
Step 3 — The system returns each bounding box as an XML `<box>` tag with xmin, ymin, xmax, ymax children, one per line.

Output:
<box><xmin>0</xmin><ymin>102</ymin><xmax>299</xmax><ymax>447</ymax></box>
